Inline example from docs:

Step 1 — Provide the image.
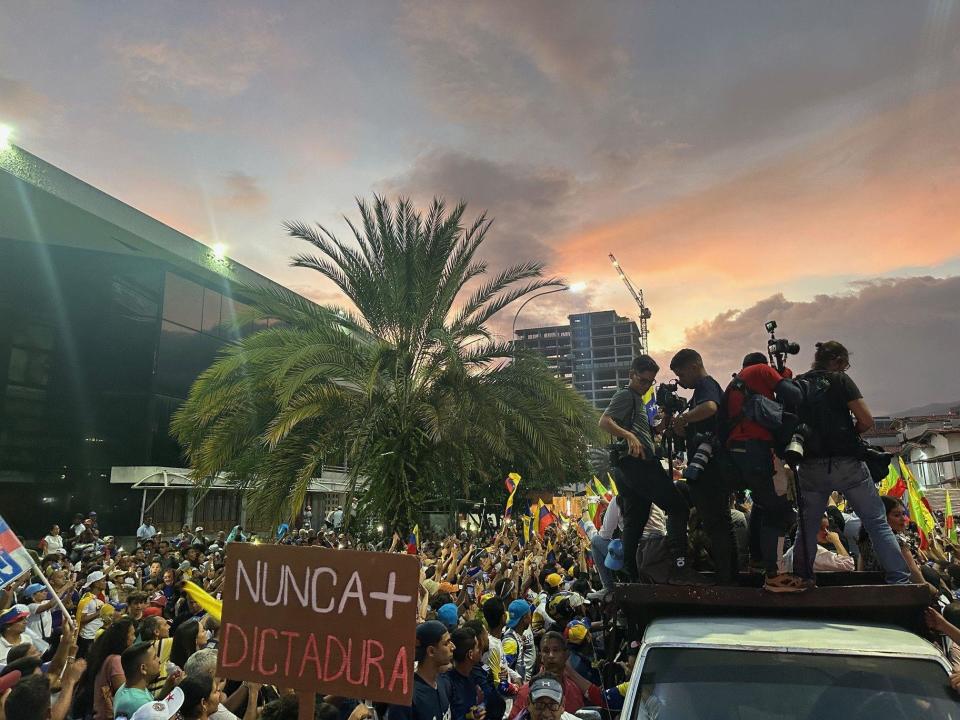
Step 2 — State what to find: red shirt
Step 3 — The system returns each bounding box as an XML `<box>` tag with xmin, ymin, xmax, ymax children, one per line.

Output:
<box><xmin>508</xmin><ymin>671</ymin><xmax>603</xmax><ymax>719</ymax></box>
<box><xmin>726</xmin><ymin>363</ymin><xmax>782</xmax><ymax>443</ymax></box>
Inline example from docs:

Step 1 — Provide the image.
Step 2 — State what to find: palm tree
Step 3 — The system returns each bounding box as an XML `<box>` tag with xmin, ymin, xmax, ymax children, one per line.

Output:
<box><xmin>172</xmin><ymin>196</ymin><xmax>599</xmax><ymax>531</ymax></box>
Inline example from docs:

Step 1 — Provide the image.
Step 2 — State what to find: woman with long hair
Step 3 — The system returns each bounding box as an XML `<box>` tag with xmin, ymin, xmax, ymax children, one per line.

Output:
<box><xmin>858</xmin><ymin>495</ymin><xmax>929</xmax><ymax>586</ymax></box>
<box><xmin>74</xmin><ymin>616</ymin><xmax>135</xmax><ymax>720</ymax></box>
<box><xmin>170</xmin><ymin>617</ymin><xmax>206</xmax><ymax>670</ymax></box>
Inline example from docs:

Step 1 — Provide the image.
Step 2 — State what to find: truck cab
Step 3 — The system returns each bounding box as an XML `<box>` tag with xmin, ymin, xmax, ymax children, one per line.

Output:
<box><xmin>609</xmin><ymin>581</ymin><xmax>958</xmax><ymax>719</ymax></box>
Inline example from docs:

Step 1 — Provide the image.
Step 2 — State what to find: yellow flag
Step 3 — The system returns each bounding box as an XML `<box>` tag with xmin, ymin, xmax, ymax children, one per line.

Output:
<box><xmin>182</xmin><ymin>580</ymin><xmax>222</xmax><ymax>622</ymax></box>
<box><xmin>606</xmin><ymin>472</ymin><xmax>619</xmax><ymax>496</ymax></box>
<box><xmin>900</xmin><ymin>457</ymin><xmax>935</xmax><ymax>537</ymax></box>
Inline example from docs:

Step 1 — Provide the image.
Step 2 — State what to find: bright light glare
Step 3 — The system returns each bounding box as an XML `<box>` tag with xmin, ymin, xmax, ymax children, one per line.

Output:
<box><xmin>0</xmin><ymin>125</ymin><xmax>12</xmax><ymax>151</ymax></box>
<box><xmin>211</xmin><ymin>243</ymin><xmax>227</xmax><ymax>260</ymax></box>
<box><xmin>568</xmin><ymin>282</ymin><xmax>587</xmax><ymax>293</ymax></box>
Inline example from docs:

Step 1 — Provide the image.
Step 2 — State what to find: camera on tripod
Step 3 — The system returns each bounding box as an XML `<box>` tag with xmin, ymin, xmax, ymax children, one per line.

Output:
<box><xmin>765</xmin><ymin>320</ymin><xmax>800</xmax><ymax>374</ymax></box>
<box><xmin>656</xmin><ymin>380</ymin><xmax>687</xmax><ymax>415</ymax></box>
<box><xmin>683</xmin><ymin>432</ymin><xmax>717</xmax><ymax>481</ymax></box>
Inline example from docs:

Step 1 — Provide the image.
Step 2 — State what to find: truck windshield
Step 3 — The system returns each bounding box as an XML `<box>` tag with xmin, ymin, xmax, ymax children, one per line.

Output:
<box><xmin>635</xmin><ymin>647</ymin><xmax>957</xmax><ymax>720</ymax></box>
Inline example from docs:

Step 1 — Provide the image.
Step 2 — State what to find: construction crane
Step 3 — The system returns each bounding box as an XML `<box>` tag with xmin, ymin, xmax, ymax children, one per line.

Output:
<box><xmin>609</xmin><ymin>253</ymin><xmax>652</xmax><ymax>354</ymax></box>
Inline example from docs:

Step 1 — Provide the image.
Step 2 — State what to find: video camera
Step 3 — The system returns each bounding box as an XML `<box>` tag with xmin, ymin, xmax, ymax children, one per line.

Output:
<box><xmin>765</xmin><ymin>320</ymin><xmax>799</xmax><ymax>374</ymax></box>
<box><xmin>656</xmin><ymin>380</ymin><xmax>687</xmax><ymax>415</ymax></box>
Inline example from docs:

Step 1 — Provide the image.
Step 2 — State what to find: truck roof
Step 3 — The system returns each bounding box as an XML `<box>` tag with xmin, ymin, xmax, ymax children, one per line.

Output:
<box><xmin>643</xmin><ymin>615</ymin><xmax>946</xmax><ymax>662</ymax></box>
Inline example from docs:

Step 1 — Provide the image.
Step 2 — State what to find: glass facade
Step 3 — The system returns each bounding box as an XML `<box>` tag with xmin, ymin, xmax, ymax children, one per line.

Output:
<box><xmin>0</xmin><ymin>239</ymin><xmax>257</xmax><ymax>537</ymax></box>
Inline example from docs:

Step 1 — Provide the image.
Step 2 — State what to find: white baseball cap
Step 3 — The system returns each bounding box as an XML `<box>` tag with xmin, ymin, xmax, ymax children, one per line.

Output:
<box><xmin>131</xmin><ymin>687</ymin><xmax>184</xmax><ymax>720</ymax></box>
<box><xmin>82</xmin><ymin>570</ymin><xmax>106</xmax><ymax>589</ymax></box>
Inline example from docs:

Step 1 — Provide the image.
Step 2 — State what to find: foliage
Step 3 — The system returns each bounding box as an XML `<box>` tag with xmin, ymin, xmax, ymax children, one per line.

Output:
<box><xmin>172</xmin><ymin>197</ymin><xmax>600</xmax><ymax>530</ymax></box>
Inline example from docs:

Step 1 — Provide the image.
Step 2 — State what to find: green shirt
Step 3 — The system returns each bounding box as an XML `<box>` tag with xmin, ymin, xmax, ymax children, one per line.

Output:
<box><xmin>113</xmin><ymin>684</ymin><xmax>154</xmax><ymax>719</ymax></box>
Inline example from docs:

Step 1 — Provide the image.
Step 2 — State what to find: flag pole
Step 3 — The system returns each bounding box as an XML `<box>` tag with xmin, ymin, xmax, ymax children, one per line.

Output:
<box><xmin>28</xmin><ymin>558</ymin><xmax>72</xmax><ymax>623</ymax></box>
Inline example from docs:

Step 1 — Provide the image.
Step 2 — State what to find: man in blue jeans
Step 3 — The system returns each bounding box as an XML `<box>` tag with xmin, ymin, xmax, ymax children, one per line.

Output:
<box><xmin>792</xmin><ymin>341</ymin><xmax>909</xmax><ymax>586</ymax></box>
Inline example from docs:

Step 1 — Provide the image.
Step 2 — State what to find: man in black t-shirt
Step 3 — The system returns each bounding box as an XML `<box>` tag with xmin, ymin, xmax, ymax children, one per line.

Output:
<box><xmin>387</xmin><ymin>621</ymin><xmax>454</xmax><ymax>720</ymax></box>
<box><xmin>791</xmin><ymin>341</ymin><xmax>910</xmax><ymax>586</ymax></box>
<box><xmin>599</xmin><ymin>355</ymin><xmax>702</xmax><ymax>584</ymax></box>
<box><xmin>671</xmin><ymin>348</ymin><xmax>738</xmax><ymax>584</ymax></box>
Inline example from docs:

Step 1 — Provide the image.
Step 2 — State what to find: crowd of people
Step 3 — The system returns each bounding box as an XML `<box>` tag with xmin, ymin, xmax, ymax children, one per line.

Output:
<box><xmin>6</xmin><ymin>339</ymin><xmax>960</xmax><ymax>718</ymax></box>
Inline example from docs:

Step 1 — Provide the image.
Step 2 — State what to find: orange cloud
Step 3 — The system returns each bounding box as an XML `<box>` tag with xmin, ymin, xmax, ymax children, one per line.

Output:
<box><xmin>556</xmin><ymin>83</ymin><xmax>960</xmax><ymax>288</ymax></box>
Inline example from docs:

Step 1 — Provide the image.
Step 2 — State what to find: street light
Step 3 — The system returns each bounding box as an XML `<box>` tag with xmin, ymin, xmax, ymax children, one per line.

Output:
<box><xmin>512</xmin><ymin>282</ymin><xmax>586</xmax><ymax>336</ymax></box>
<box><xmin>0</xmin><ymin>125</ymin><xmax>13</xmax><ymax>152</ymax></box>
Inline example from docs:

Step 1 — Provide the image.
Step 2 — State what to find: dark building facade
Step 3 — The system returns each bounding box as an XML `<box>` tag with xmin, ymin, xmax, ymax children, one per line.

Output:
<box><xmin>515</xmin><ymin>310</ymin><xmax>640</xmax><ymax>410</ymax></box>
<box><xmin>0</xmin><ymin>145</ymin><xmax>301</xmax><ymax>538</ymax></box>
<box><xmin>513</xmin><ymin>324</ymin><xmax>572</xmax><ymax>383</ymax></box>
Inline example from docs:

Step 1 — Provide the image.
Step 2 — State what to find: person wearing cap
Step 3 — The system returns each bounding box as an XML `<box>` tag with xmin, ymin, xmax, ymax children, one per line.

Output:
<box><xmin>0</xmin><ymin>606</ymin><xmax>32</xmax><ymax>663</ymax></box>
<box><xmin>22</xmin><ymin>583</ymin><xmax>55</xmax><ymax>644</ymax></box>
<box><xmin>501</xmin><ymin>600</ymin><xmax>532</xmax><ymax>684</ymax></box>
<box><xmin>386</xmin><ymin>620</ymin><xmax>454</xmax><ymax>720</ymax></box>
<box><xmin>76</xmin><ymin>570</ymin><xmax>108</xmax><ymax>658</ymax></box>
<box><xmin>563</xmin><ymin>621</ymin><xmax>599</xmax><ymax>686</ymax></box>
<box><xmin>507</xmin><ymin>632</ymin><xmax>602</xmax><ymax>720</ymax></box>
<box><xmin>130</xmin><ymin>686</ymin><xmax>185</xmax><ymax>720</ymax></box>
<box><xmin>443</xmin><ymin>628</ymin><xmax>486</xmax><ymax>720</ymax></box>
<box><xmin>518</xmin><ymin>674</ymin><xmax>576</xmax><ymax>720</ymax></box>
<box><xmin>436</xmin><ymin>603</ymin><xmax>460</xmax><ymax>632</ymax></box>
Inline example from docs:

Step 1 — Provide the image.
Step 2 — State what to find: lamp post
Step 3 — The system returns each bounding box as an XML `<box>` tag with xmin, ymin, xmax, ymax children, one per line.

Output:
<box><xmin>512</xmin><ymin>282</ymin><xmax>586</xmax><ymax>337</ymax></box>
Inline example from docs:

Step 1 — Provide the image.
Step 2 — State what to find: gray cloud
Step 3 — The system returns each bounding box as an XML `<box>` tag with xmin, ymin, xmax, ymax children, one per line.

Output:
<box><xmin>218</xmin><ymin>171</ymin><xmax>269</xmax><ymax>211</ymax></box>
<box><xmin>121</xmin><ymin>91</ymin><xmax>202</xmax><ymax>132</ymax></box>
<box><xmin>663</xmin><ymin>276</ymin><xmax>960</xmax><ymax>415</ymax></box>
<box><xmin>0</xmin><ymin>75</ymin><xmax>54</xmax><ymax>123</ymax></box>
<box><xmin>380</xmin><ymin>149</ymin><xmax>577</xmax><ymax>269</ymax></box>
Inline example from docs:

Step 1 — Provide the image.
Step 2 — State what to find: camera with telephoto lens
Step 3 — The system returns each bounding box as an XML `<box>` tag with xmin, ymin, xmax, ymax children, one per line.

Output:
<box><xmin>783</xmin><ymin>423</ymin><xmax>811</xmax><ymax>467</ymax></box>
<box><xmin>656</xmin><ymin>380</ymin><xmax>687</xmax><ymax>415</ymax></box>
<box><xmin>683</xmin><ymin>432</ymin><xmax>718</xmax><ymax>481</ymax></box>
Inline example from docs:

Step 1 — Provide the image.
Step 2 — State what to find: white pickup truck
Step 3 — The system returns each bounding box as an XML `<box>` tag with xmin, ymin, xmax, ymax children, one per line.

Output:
<box><xmin>620</xmin><ymin>615</ymin><xmax>956</xmax><ymax>720</ymax></box>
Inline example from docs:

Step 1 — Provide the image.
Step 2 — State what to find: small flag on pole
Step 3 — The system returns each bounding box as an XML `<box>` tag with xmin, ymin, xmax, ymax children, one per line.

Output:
<box><xmin>0</xmin><ymin>514</ymin><xmax>32</xmax><ymax>589</ymax></box>
<box><xmin>406</xmin><ymin>524</ymin><xmax>420</xmax><ymax>554</ymax></box>
<box><xmin>947</xmin><ymin>491</ymin><xmax>957</xmax><ymax>544</ymax></box>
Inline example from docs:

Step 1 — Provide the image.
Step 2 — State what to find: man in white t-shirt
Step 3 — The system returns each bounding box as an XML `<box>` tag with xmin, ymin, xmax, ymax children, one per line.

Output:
<box><xmin>137</xmin><ymin>516</ymin><xmax>159</xmax><ymax>543</ymax></box>
<box><xmin>76</xmin><ymin>570</ymin><xmax>107</xmax><ymax>658</ymax></box>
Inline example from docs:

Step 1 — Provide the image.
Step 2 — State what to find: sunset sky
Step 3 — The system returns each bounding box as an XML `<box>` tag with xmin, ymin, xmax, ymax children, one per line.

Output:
<box><xmin>2</xmin><ymin>1</ymin><xmax>959</xmax><ymax>413</ymax></box>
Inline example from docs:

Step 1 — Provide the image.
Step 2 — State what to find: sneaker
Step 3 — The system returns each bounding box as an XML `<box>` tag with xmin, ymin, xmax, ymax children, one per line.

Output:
<box><xmin>667</xmin><ymin>558</ymin><xmax>716</xmax><ymax>586</ymax></box>
<box><xmin>763</xmin><ymin>573</ymin><xmax>814</xmax><ymax>594</ymax></box>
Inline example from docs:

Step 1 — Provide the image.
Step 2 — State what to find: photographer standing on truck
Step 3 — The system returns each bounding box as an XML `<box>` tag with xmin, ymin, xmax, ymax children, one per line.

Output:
<box><xmin>670</xmin><ymin>349</ymin><xmax>737</xmax><ymax>584</ymax></box>
<box><xmin>791</xmin><ymin>341</ymin><xmax>910</xmax><ymax>586</ymax></box>
<box><xmin>723</xmin><ymin>352</ymin><xmax>805</xmax><ymax>593</ymax></box>
<box><xmin>599</xmin><ymin>355</ymin><xmax>701</xmax><ymax>584</ymax></box>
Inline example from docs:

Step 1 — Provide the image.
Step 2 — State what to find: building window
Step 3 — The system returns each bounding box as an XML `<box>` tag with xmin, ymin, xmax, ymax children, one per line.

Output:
<box><xmin>201</xmin><ymin>287</ymin><xmax>223</xmax><ymax>334</ymax></box>
<box><xmin>163</xmin><ymin>273</ymin><xmax>204</xmax><ymax>331</ymax></box>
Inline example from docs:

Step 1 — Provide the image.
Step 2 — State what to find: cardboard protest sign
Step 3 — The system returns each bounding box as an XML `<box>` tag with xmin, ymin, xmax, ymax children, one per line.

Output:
<box><xmin>217</xmin><ymin>543</ymin><xmax>418</xmax><ymax>705</ymax></box>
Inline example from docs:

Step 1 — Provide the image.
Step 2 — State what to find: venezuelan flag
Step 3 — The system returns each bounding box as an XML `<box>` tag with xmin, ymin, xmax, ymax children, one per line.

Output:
<box><xmin>537</xmin><ymin>499</ymin><xmax>556</xmax><ymax>537</ymax></box>
<box><xmin>406</xmin><ymin>524</ymin><xmax>419</xmax><ymax>554</ymax></box>
<box><xmin>504</xmin><ymin>473</ymin><xmax>520</xmax><ymax>519</ymax></box>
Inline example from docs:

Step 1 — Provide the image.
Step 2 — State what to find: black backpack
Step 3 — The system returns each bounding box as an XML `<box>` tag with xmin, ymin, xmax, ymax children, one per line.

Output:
<box><xmin>794</xmin><ymin>370</ymin><xmax>861</xmax><ymax>458</ymax></box>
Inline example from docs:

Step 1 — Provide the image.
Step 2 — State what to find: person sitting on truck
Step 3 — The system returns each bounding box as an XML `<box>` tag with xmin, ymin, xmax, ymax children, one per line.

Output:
<box><xmin>859</xmin><ymin>496</ymin><xmax>939</xmax><ymax>590</ymax></box>
<box><xmin>507</xmin><ymin>632</ymin><xmax>602</xmax><ymax>720</ymax></box>
<box><xmin>780</xmin><ymin>516</ymin><xmax>854</xmax><ymax>573</ymax></box>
